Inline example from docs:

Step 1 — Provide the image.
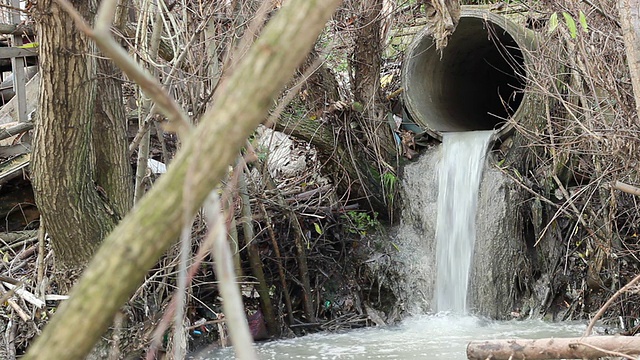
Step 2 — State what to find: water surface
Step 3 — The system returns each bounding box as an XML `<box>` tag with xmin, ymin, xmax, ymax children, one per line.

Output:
<box><xmin>197</xmin><ymin>315</ymin><xmax>586</xmax><ymax>359</ymax></box>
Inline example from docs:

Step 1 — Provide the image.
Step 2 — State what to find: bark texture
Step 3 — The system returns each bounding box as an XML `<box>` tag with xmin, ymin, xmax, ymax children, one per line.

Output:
<box><xmin>94</xmin><ymin>57</ymin><xmax>134</xmax><ymax>217</ymax></box>
<box><xmin>351</xmin><ymin>0</ymin><xmax>397</xmax><ymax>216</ymax></box>
<box><xmin>467</xmin><ymin>336</ymin><xmax>640</xmax><ymax>360</ymax></box>
<box><xmin>32</xmin><ymin>0</ymin><xmax>128</xmax><ymax>273</ymax></box>
<box><xmin>619</xmin><ymin>0</ymin><xmax>640</xmax><ymax>116</ymax></box>
<box><xmin>353</xmin><ymin>0</ymin><xmax>383</xmax><ymax>114</ymax></box>
<box><xmin>24</xmin><ymin>1</ymin><xmax>341</xmax><ymax>359</ymax></box>
<box><xmin>421</xmin><ymin>0</ymin><xmax>461</xmax><ymax>50</ymax></box>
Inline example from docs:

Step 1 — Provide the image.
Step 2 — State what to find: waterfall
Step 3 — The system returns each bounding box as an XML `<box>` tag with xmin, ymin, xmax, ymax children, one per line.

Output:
<box><xmin>434</xmin><ymin>131</ymin><xmax>493</xmax><ymax>313</ymax></box>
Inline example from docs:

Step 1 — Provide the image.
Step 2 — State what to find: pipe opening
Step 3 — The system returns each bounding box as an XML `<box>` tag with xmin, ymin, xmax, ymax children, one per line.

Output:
<box><xmin>403</xmin><ymin>15</ymin><xmax>527</xmax><ymax>132</ymax></box>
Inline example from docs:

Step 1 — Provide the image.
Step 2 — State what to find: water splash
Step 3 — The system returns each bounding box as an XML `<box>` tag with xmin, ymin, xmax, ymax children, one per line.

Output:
<box><xmin>434</xmin><ymin>131</ymin><xmax>493</xmax><ymax>313</ymax></box>
<box><xmin>199</xmin><ymin>315</ymin><xmax>586</xmax><ymax>359</ymax></box>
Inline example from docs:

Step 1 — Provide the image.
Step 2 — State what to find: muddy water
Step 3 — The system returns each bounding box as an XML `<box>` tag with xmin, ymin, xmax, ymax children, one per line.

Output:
<box><xmin>195</xmin><ymin>132</ymin><xmax>585</xmax><ymax>359</ymax></box>
<box><xmin>196</xmin><ymin>315</ymin><xmax>586</xmax><ymax>359</ymax></box>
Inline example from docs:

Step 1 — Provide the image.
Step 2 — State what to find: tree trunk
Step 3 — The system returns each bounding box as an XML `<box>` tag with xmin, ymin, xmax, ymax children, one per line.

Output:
<box><xmin>32</xmin><ymin>0</ymin><xmax>130</xmax><ymax>276</ymax></box>
<box><xmin>619</xmin><ymin>0</ymin><xmax>640</xmax><ymax>116</ymax></box>
<box><xmin>239</xmin><ymin>167</ymin><xmax>279</xmax><ymax>337</ymax></box>
<box><xmin>352</xmin><ymin>0</ymin><xmax>397</xmax><ymax>160</ymax></box>
<box><xmin>353</xmin><ymin>0</ymin><xmax>383</xmax><ymax>115</ymax></box>
<box><xmin>300</xmin><ymin>50</ymin><xmax>340</xmax><ymax>113</ymax></box>
<box><xmin>351</xmin><ymin>0</ymin><xmax>398</xmax><ymax>217</ymax></box>
<box><xmin>94</xmin><ymin>58</ymin><xmax>134</xmax><ymax>217</ymax></box>
<box><xmin>94</xmin><ymin>0</ymin><xmax>133</xmax><ymax>218</ymax></box>
<box><xmin>23</xmin><ymin>1</ymin><xmax>341</xmax><ymax>358</ymax></box>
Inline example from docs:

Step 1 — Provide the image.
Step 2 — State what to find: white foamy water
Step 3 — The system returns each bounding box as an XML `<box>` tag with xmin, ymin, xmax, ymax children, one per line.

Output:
<box><xmin>434</xmin><ymin>131</ymin><xmax>493</xmax><ymax>313</ymax></box>
<box><xmin>196</xmin><ymin>130</ymin><xmax>593</xmax><ymax>360</ymax></box>
<box><xmin>197</xmin><ymin>315</ymin><xmax>586</xmax><ymax>359</ymax></box>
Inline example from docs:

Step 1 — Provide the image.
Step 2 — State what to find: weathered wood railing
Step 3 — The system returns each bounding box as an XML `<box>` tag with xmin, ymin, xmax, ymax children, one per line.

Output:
<box><xmin>0</xmin><ymin>0</ymin><xmax>37</xmax><ymax>184</ymax></box>
<box><xmin>0</xmin><ymin>0</ymin><xmax>37</xmax><ymax>124</ymax></box>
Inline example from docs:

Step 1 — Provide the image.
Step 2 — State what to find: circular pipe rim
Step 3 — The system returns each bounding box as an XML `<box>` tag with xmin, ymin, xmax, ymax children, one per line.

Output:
<box><xmin>401</xmin><ymin>7</ymin><xmax>536</xmax><ymax>137</ymax></box>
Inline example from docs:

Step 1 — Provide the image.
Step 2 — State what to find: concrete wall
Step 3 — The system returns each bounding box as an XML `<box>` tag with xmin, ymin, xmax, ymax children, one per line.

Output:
<box><xmin>380</xmin><ymin>146</ymin><xmax>529</xmax><ymax>319</ymax></box>
<box><xmin>468</xmin><ymin>166</ymin><xmax>529</xmax><ymax>319</ymax></box>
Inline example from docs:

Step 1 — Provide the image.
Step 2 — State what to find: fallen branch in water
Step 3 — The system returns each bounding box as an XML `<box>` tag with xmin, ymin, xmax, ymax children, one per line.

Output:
<box><xmin>466</xmin><ymin>336</ymin><xmax>640</xmax><ymax>360</ymax></box>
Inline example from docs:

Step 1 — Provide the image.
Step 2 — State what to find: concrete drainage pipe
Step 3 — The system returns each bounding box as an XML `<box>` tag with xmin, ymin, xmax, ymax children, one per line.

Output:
<box><xmin>402</xmin><ymin>7</ymin><xmax>536</xmax><ymax>134</ymax></box>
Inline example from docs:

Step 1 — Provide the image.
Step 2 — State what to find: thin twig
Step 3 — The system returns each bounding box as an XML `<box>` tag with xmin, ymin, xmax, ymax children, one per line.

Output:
<box><xmin>6</xmin><ymin>298</ymin><xmax>29</xmax><ymax>322</ymax></box>
<box><xmin>584</xmin><ymin>273</ymin><xmax>640</xmax><ymax>336</ymax></box>
<box><xmin>4</xmin><ymin>317</ymin><xmax>16</xmax><ymax>359</ymax></box>
<box><xmin>108</xmin><ymin>311</ymin><xmax>123</xmax><ymax>360</ymax></box>
<box><xmin>127</xmin><ymin>28</ymin><xmax>202</xmax><ymax>155</ymax></box>
<box><xmin>0</xmin><ymin>281</ymin><xmax>21</xmax><ymax>305</ymax></box>
<box><xmin>0</xmin><ymin>3</ymin><xmax>28</xmax><ymax>12</ymax></box>
<box><xmin>55</xmin><ymin>0</ymin><xmax>192</xmax><ymax>137</ymax></box>
<box><xmin>264</xmin><ymin>47</ymin><xmax>334</xmax><ymax>128</ymax></box>
<box><xmin>36</xmin><ymin>222</ymin><xmax>46</xmax><ymax>298</ymax></box>
<box><xmin>0</xmin><ymin>237</ymin><xmax>37</xmax><ymax>252</ymax></box>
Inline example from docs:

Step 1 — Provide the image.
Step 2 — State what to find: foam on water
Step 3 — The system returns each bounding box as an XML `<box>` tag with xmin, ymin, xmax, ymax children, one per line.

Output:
<box><xmin>198</xmin><ymin>315</ymin><xmax>586</xmax><ymax>359</ymax></box>
<box><xmin>434</xmin><ymin>131</ymin><xmax>493</xmax><ymax>313</ymax></box>
<box><xmin>197</xmin><ymin>130</ymin><xmax>591</xmax><ymax>360</ymax></box>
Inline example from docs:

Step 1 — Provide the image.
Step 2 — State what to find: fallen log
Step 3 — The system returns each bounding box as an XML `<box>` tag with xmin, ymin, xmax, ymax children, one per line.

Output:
<box><xmin>467</xmin><ymin>336</ymin><xmax>640</xmax><ymax>360</ymax></box>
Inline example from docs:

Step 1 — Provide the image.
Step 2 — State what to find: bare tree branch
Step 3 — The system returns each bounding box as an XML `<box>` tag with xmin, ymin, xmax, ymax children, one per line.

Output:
<box><xmin>23</xmin><ymin>0</ymin><xmax>342</xmax><ymax>359</ymax></box>
<box><xmin>584</xmin><ymin>273</ymin><xmax>640</xmax><ymax>337</ymax></box>
<box><xmin>55</xmin><ymin>0</ymin><xmax>192</xmax><ymax>137</ymax></box>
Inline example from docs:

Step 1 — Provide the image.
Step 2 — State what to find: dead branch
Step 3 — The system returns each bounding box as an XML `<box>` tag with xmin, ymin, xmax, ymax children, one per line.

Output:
<box><xmin>204</xmin><ymin>193</ymin><xmax>257</xmax><ymax>359</ymax></box>
<box><xmin>584</xmin><ymin>273</ymin><xmax>640</xmax><ymax>336</ymax></box>
<box><xmin>0</xmin><ymin>23</ymin><xmax>34</xmax><ymax>36</ymax></box>
<box><xmin>467</xmin><ymin>336</ymin><xmax>640</xmax><ymax>360</ymax></box>
<box><xmin>0</xmin><ymin>122</ymin><xmax>33</xmax><ymax>141</ymax></box>
<box><xmin>56</xmin><ymin>0</ymin><xmax>192</xmax><ymax>137</ymax></box>
<box><xmin>613</xmin><ymin>181</ymin><xmax>640</xmax><ymax>197</ymax></box>
<box><xmin>259</xmin><ymin>200</ymin><xmax>294</xmax><ymax>325</ymax></box>
<box><xmin>23</xmin><ymin>0</ymin><xmax>341</xmax><ymax>359</ymax></box>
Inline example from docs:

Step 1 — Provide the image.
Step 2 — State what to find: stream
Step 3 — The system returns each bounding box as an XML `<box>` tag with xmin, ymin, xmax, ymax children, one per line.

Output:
<box><xmin>195</xmin><ymin>314</ymin><xmax>587</xmax><ymax>359</ymax></box>
<box><xmin>195</xmin><ymin>132</ymin><xmax>589</xmax><ymax>359</ymax></box>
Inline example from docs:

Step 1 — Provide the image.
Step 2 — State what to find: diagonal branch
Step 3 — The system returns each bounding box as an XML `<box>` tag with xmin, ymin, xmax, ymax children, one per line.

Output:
<box><xmin>55</xmin><ymin>0</ymin><xmax>192</xmax><ymax>137</ymax></box>
<box><xmin>24</xmin><ymin>0</ymin><xmax>342</xmax><ymax>359</ymax></box>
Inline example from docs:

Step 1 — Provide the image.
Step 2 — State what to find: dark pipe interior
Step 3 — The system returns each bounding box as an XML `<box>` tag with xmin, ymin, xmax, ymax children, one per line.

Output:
<box><xmin>404</xmin><ymin>17</ymin><xmax>526</xmax><ymax>132</ymax></box>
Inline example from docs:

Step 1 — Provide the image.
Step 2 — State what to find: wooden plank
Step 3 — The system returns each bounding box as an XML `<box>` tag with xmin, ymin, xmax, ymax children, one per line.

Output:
<box><xmin>0</xmin><ymin>23</ymin><xmax>35</xmax><ymax>36</ymax></box>
<box><xmin>0</xmin><ymin>72</ymin><xmax>39</xmax><ymax>125</ymax></box>
<box><xmin>0</xmin><ymin>143</ymin><xmax>30</xmax><ymax>158</ymax></box>
<box><xmin>0</xmin><ymin>47</ymin><xmax>37</xmax><ymax>60</ymax></box>
<box><xmin>11</xmin><ymin>57</ymin><xmax>27</xmax><ymax>122</ymax></box>
<box><xmin>10</xmin><ymin>0</ymin><xmax>27</xmax><ymax>123</ymax></box>
<box><xmin>0</xmin><ymin>57</ymin><xmax>37</xmax><ymax>73</ymax></box>
<box><xmin>0</xmin><ymin>152</ymin><xmax>29</xmax><ymax>186</ymax></box>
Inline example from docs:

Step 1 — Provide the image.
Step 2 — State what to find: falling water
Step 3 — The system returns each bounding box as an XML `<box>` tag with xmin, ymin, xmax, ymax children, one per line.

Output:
<box><xmin>201</xmin><ymin>129</ymin><xmax>590</xmax><ymax>360</ymax></box>
<box><xmin>434</xmin><ymin>131</ymin><xmax>493</xmax><ymax>313</ymax></box>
